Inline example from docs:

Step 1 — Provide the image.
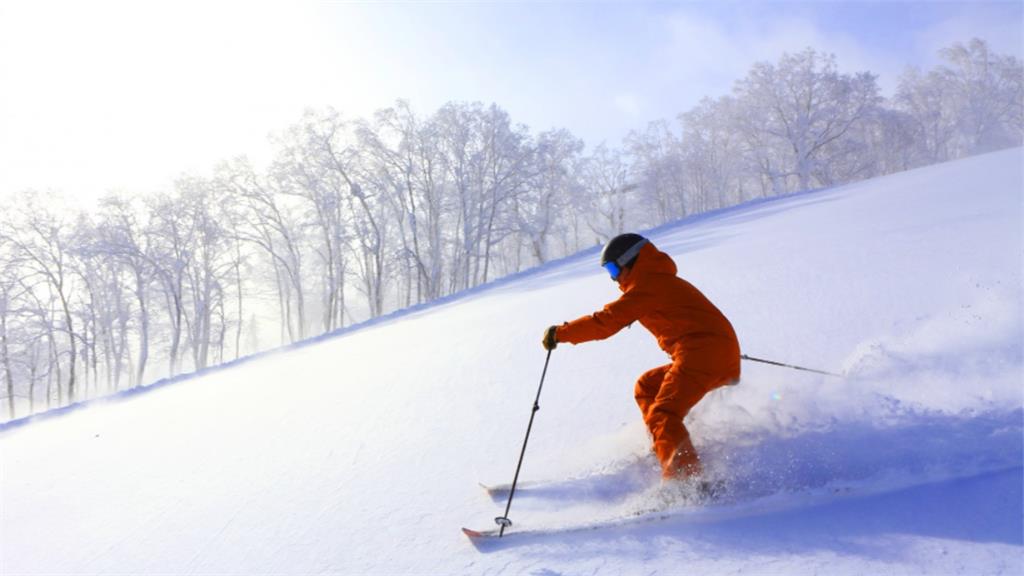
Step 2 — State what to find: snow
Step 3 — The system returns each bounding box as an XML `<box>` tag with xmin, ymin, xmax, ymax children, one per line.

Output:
<box><xmin>2</xmin><ymin>149</ymin><xmax>1022</xmax><ymax>574</ymax></box>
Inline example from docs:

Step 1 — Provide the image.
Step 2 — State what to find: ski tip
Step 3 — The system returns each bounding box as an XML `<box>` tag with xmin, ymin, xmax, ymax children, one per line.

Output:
<box><xmin>462</xmin><ymin>527</ymin><xmax>490</xmax><ymax>538</ymax></box>
<box><xmin>462</xmin><ymin>526</ymin><xmax>501</xmax><ymax>552</ymax></box>
<box><xmin>479</xmin><ymin>483</ymin><xmax>512</xmax><ymax>501</ymax></box>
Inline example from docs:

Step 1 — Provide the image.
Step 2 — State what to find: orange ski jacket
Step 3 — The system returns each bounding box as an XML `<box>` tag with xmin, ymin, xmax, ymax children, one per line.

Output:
<box><xmin>556</xmin><ymin>242</ymin><xmax>740</xmax><ymax>373</ymax></box>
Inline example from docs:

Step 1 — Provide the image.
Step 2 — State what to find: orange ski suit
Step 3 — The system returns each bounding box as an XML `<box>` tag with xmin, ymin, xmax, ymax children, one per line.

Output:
<box><xmin>555</xmin><ymin>241</ymin><xmax>740</xmax><ymax>479</ymax></box>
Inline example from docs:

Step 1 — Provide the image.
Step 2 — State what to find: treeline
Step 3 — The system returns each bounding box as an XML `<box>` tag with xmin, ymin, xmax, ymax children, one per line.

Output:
<box><xmin>1</xmin><ymin>38</ymin><xmax>1020</xmax><ymax>420</ymax></box>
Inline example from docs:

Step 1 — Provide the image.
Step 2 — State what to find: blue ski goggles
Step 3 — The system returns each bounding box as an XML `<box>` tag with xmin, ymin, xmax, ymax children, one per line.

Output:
<box><xmin>601</xmin><ymin>237</ymin><xmax>648</xmax><ymax>282</ymax></box>
<box><xmin>603</xmin><ymin>261</ymin><xmax>622</xmax><ymax>281</ymax></box>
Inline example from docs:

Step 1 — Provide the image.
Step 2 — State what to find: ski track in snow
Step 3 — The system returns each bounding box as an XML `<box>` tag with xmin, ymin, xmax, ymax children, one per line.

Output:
<box><xmin>1</xmin><ymin>149</ymin><xmax>1022</xmax><ymax>575</ymax></box>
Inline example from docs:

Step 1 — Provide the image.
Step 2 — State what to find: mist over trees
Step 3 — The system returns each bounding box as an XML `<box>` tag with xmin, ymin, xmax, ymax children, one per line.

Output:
<box><xmin>1</xmin><ymin>39</ymin><xmax>1020</xmax><ymax>421</ymax></box>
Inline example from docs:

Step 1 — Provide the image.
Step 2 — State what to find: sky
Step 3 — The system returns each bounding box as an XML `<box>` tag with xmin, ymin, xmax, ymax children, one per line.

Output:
<box><xmin>0</xmin><ymin>1</ymin><xmax>1021</xmax><ymax>205</ymax></box>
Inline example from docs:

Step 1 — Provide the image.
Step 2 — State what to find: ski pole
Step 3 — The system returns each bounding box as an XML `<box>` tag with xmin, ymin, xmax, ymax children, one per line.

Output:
<box><xmin>741</xmin><ymin>353</ymin><xmax>842</xmax><ymax>378</ymax></box>
<box><xmin>495</xmin><ymin>348</ymin><xmax>553</xmax><ymax>537</ymax></box>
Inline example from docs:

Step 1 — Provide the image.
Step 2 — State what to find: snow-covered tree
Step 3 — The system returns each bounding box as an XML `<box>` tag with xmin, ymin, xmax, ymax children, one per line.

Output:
<box><xmin>678</xmin><ymin>96</ymin><xmax>750</xmax><ymax>208</ymax></box>
<box><xmin>516</xmin><ymin>128</ymin><xmax>584</xmax><ymax>265</ymax></box>
<box><xmin>434</xmin><ymin>102</ymin><xmax>533</xmax><ymax>290</ymax></box>
<box><xmin>578</xmin><ymin>143</ymin><xmax>640</xmax><ymax>241</ymax></box>
<box><xmin>625</xmin><ymin>121</ymin><xmax>686</xmax><ymax>222</ymax></box>
<box><xmin>897</xmin><ymin>38</ymin><xmax>1024</xmax><ymax>163</ymax></box>
<box><xmin>733</xmin><ymin>48</ymin><xmax>882</xmax><ymax>194</ymax></box>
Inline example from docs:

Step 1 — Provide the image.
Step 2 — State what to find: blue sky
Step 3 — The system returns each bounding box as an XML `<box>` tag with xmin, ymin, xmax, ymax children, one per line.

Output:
<box><xmin>0</xmin><ymin>1</ymin><xmax>1020</xmax><ymax>203</ymax></box>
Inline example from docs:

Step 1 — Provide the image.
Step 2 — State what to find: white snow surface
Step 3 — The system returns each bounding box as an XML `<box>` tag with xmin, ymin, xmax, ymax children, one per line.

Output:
<box><xmin>2</xmin><ymin>150</ymin><xmax>1022</xmax><ymax>575</ymax></box>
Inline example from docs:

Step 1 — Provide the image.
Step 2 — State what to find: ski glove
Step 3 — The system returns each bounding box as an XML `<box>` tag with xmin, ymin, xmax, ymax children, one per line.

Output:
<box><xmin>542</xmin><ymin>325</ymin><xmax>559</xmax><ymax>351</ymax></box>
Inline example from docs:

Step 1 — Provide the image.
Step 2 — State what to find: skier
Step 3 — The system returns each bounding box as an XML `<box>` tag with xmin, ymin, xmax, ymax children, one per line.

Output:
<box><xmin>542</xmin><ymin>233</ymin><xmax>740</xmax><ymax>482</ymax></box>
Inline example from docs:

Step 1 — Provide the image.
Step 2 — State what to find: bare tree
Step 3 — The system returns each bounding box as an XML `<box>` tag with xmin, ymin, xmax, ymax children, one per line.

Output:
<box><xmin>360</xmin><ymin>101</ymin><xmax>448</xmax><ymax>304</ymax></box>
<box><xmin>0</xmin><ymin>240</ymin><xmax>23</xmax><ymax>418</ymax></box>
<box><xmin>145</xmin><ymin>191</ymin><xmax>192</xmax><ymax>375</ymax></box>
<box><xmin>0</xmin><ymin>191</ymin><xmax>81</xmax><ymax>405</ymax></box>
<box><xmin>218</xmin><ymin>158</ymin><xmax>308</xmax><ymax>344</ymax></box>
<box><xmin>94</xmin><ymin>194</ymin><xmax>155</xmax><ymax>387</ymax></box>
<box><xmin>272</xmin><ymin>111</ymin><xmax>351</xmax><ymax>330</ymax></box>
<box><xmin>173</xmin><ymin>175</ymin><xmax>235</xmax><ymax>371</ymax></box>
<box><xmin>73</xmin><ymin>213</ymin><xmax>137</xmax><ymax>393</ymax></box>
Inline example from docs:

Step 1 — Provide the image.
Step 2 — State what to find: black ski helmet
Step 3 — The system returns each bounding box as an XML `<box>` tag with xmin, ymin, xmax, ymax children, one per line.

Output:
<box><xmin>601</xmin><ymin>233</ymin><xmax>649</xmax><ymax>271</ymax></box>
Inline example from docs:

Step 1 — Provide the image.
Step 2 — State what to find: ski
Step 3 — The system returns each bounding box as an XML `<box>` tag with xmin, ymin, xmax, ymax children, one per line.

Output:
<box><xmin>464</xmin><ymin>480</ymin><xmax>866</xmax><ymax>548</ymax></box>
<box><xmin>462</xmin><ymin>506</ymin><xmax>676</xmax><ymax>546</ymax></box>
<box><xmin>478</xmin><ymin>480</ymin><xmax>542</xmax><ymax>499</ymax></box>
<box><xmin>478</xmin><ymin>469</ymin><xmax>656</xmax><ymax>502</ymax></box>
<box><xmin>479</xmin><ymin>470</ymin><xmax>711</xmax><ymax>503</ymax></box>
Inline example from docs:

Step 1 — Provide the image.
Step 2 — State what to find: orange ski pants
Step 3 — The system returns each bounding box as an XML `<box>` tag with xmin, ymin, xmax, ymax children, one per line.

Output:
<box><xmin>635</xmin><ymin>359</ymin><xmax>738</xmax><ymax>479</ymax></box>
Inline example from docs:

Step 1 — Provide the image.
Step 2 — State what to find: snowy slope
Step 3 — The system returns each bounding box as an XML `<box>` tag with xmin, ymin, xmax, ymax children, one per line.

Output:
<box><xmin>2</xmin><ymin>149</ymin><xmax>1022</xmax><ymax>575</ymax></box>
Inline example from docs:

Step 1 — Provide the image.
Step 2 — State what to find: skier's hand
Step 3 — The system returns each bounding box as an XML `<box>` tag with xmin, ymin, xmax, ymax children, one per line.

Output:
<box><xmin>542</xmin><ymin>326</ymin><xmax>559</xmax><ymax>351</ymax></box>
